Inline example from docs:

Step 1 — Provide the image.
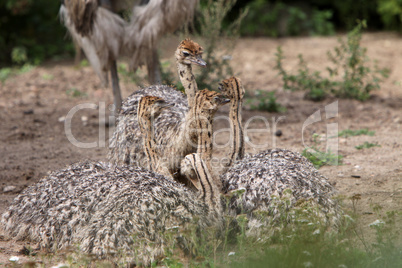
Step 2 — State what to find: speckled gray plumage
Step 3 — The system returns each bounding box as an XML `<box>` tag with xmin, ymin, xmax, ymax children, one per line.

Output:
<box><xmin>109</xmin><ymin>85</ymin><xmax>190</xmax><ymax>167</ymax></box>
<box><xmin>221</xmin><ymin>148</ymin><xmax>341</xmax><ymax>226</ymax></box>
<box><xmin>1</xmin><ymin>160</ymin><xmax>211</xmax><ymax>266</ymax></box>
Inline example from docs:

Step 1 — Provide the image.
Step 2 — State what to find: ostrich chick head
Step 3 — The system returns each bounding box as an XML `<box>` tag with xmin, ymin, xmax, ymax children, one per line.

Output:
<box><xmin>195</xmin><ymin>89</ymin><xmax>230</xmax><ymax>120</ymax></box>
<box><xmin>176</xmin><ymin>39</ymin><xmax>206</xmax><ymax>67</ymax></box>
<box><xmin>218</xmin><ymin>76</ymin><xmax>245</xmax><ymax>101</ymax></box>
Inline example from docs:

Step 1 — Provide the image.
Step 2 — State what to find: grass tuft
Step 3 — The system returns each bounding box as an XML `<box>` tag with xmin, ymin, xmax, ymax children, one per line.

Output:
<box><xmin>302</xmin><ymin>134</ymin><xmax>343</xmax><ymax>168</ymax></box>
<box><xmin>338</xmin><ymin>128</ymin><xmax>375</xmax><ymax>137</ymax></box>
<box><xmin>302</xmin><ymin>148</ymin><xmax>343</xmax><ymax>168</ymax></box>
<box><xmin>66</xmin><ymin>87</ymin><xmax>87</xmax><ymax>98</ymax></box>
<box><xmin>355</xmin><ymin>142</ymin><xmax>380</xmax><ymax>150</ymax></box>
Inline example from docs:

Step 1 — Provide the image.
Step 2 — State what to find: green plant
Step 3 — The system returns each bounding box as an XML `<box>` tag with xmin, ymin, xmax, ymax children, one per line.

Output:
<box><xmin>240</xmin><ymin>0</ymin><xmax>285</xmax><ymax>37</ymax></box>
<box><xmin>275</xmin><ymin>47</ymin><xmax>332</xmax><ymax>101</ymax></box>
<box><xmin>240</xmin><ymin>1</ymin><xmax>334</xmax><ymax>37</ymax></box>
<box><xmin>302</xmin><ymin>134</ymin><xmax>343</xmax><ymax>168</ymax></box>
<box><xmin>42</xmin><ymin>73</ymin><xmax>54</xmax><ymax>80</ymax></box>
<box><xmin>0</xmin><ymin>64</ymin><xmax>35</xmax><ymax>84</ymax></box>
<box><xmin>377</xmin><ymin>0</ymin><xmax>402</xmax><ymax>31</ymax></box>
<box><xmin>196</xmin><ymin>0</ymin><xmax>247</xmax><ymax>90</ymax></box>
<box><xmin>0</xmin><ymin>68</ymin><xmax>12</xmax><ymax>84</ymax></box>
<box><xmin>338</xmin><ymin>128</ymin><xmax>375</xmax><ymax>137</ymax></box>
<box><xmin>20</xmin><ymin>196</ymin><xmax>402</xmax><ymax>268</ymax></box>
<box><xmin>80</xmin><ymin>59</ymin><xmax>89</xmax><ymax>67</ymax></box>
<box><xmin>0</xmin><ymin>0</ymin><xmax>74</xmax><ymax>66</ymax></box>
<box><xmin>117</xmin><ymin>63</ymin><xmax>143</xmax><ymax>85</ymax></box>
<box><xmin>18</xmin><ymin>63</ymin><xmax>35</xmax><ymax>74</ymax></box>
<box><xmin>309</xmin><ymin>9</ymin><xmax>335</xmax><ymax>36</ymax></box>
<box><xmin>66</xmin><ymin>87</ymin><xmax>87</xmax><ymax>98</ymax></box>
<box><xmin>275</xmin><ymin>21</ymin><xmax>390</xmax><ymax>101</ymax></box>
<box><xmin>327</xmin><ymin>21</ymin><xmax>390</xmax><ymax>100</ymax></box>
<box><xmin>355</xmin><ymin>142</ymin><xmax>380</xmax><ymax>150</ymax></box>
<box><xmin>231</xmin><ymin>196</ymin><xmax>402</xmax><ymax>268</ymax></box>
<box><xmin>11</xmin><ymin>46</ymin><xmax>28</xmax><ymax>65</ymax></box>
<box><xmin>287</xmin><ymin>6</ymin><xmax>308</xmax><ymax>36</ymax></box>
<box><xmin>248</xmin><ymin>90</ymin><xmax>286</xmax><ymax>112</ymax></box>
<box><xmin>302</xmin><ymin>148</ymin><xmax>343</xmax><ymax>168</ymax></box>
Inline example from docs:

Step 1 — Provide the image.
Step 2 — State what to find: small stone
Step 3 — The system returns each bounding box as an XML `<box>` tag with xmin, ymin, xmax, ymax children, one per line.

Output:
<box><xmin>9</xmin><ymin>256</ymin><xmax>19</xmax><ymax>262</ymax></box>
<box><xmin>303</xmin><ymin>261</ymin><xmax>313</xmax><ymax>268</ymax></box>
<box><xmin>23</xmin><ymin>109</ymin><xmax>34</xmax><ymax>115</ymax></box>
<box><xmin>369</xmin><ymin>219</ymin><xmax>385</xmax><ymax>227</ymax></box>
<box><xmin>58</xmin><ymin>116</ymin><xmax>65</xmax><ymax>122</ymax></box>
<box><xmin>275</xmin><ymin>130</ymin><xmax>283</xmax><ymax>137</ymax></box>
<box><xmin>51</xmin><ymin>264</ymin><xmax>68</xmax><ymax>268</ymax></box>
<box><xmin>81</xmin><ymin>116</ymin><xmax>89</xmax><ymax>126</ymax></box>
<box><xmin>3</xmin><ymin>185</ymin><xmax>16</xmax><ymax>193</ymax></box>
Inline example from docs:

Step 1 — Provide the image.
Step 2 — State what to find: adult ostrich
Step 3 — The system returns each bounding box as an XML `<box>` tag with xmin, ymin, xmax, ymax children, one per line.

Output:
<box><xmin>59</xmin><ymin>0</ymin><xmax>198</xmax><ymax>112</ymax></box>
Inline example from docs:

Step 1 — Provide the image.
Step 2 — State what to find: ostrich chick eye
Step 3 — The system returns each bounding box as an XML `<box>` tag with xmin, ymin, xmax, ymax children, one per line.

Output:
<box><xmin>182</xmin><ymin>51</ymin><xmax>190</xmax><ymax>56</ymax></box>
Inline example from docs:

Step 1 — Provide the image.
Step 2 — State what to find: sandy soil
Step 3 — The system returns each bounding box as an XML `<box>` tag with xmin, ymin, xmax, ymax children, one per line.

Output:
<box><xmin>0</xmin><ymin>33</ymin><xmax>401</xmax><ymax>266</ymax></box>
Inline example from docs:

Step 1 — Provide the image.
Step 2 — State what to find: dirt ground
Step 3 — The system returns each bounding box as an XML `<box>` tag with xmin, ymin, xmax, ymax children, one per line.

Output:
<box><xmin>0</xmin><ymin>33</ymin><xmax>401</xmax><ymax>265</ymax></box>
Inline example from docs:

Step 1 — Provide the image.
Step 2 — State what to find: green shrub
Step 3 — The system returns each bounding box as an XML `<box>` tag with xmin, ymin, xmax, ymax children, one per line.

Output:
<box><xmin>275</xmin><ymin>21</ymin><xmax>390</xmax><ymax>101</ymax></box>
<box><xmin>0</xmin><ymin>0</ymin><xmax>74</xmax><ymax>66</ymax></box>
<box><xmin>275</xmin><ymin>48</ymin><xmax>333</xmax><ymax>101</ymax></box>
<box><xmin>377</xmin><ymin>0</ymin><xmax>402</xmax><ymax>31</ymax></box>
<box><xmin>327</xmin><ymin>21</ymin><xmax>390</xmax><ymax>100</ymax></box>
<box><xmin>310</xmin><ymin>9</ymin><xmax>335</xmax><ymax>36</ymax></box>
<box><xmin>239</xmin><ymin>0</ymin><xmax>285</xmax><ymax>37</ymax></box>
<box><xmin>239</xmin><ymin>1</ymin><xmax>334</xmax><ymax>37</ymax></box>
<box><xmin>247</xmin><ymin>90</ymin><xmax>286</xmax><ymax>112</ymax></box>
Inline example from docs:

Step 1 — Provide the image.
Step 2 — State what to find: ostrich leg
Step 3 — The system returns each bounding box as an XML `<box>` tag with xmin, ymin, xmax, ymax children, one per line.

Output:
<box><xmin>147</xmin><ymin>48</ymin><xmax>162</xmax><ymax>84</ymax></box>
<box><xmin>110</xmin><ymin>60</ymin><xmax>122</xmax><ymax>113</ymax></box>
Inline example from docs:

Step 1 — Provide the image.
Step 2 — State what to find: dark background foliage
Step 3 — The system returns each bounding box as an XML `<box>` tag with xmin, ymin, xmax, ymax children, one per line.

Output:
<box><xmin>0</xmin><ymin>0</ymin><xmax>74</xmax><ymax>66</ymax></box>
<box><xmin>1</xmin><ymin>0</ymin><xmax>401</xmax><ymax>66</ymax></box>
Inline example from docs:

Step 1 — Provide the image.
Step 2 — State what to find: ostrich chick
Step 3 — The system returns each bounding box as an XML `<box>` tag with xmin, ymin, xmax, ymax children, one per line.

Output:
<box><xmin>217</xmin><ymin>77</ymin><xmax>342</xmax><ymax>229</ymax></box>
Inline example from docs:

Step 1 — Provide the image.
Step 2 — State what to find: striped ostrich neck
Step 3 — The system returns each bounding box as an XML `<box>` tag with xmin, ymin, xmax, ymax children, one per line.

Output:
<box><xmin>138</xmin><ymin>109</ymin><xmax>158</xmax><ymax>171</ymax></box>
<box><xmin>177</xmin><ymin>62</ymin><xmax>197</xmax><ymax>108</ymax></box>
<box><xmin>183</xmin><ymin>154</ymin><xmax>222</xmax><ymax>217</ymax></box>
<box><xmin>228</xmin><ymin>83</ymin><xmax>245</xmax><ymax>166</ymax></box>
<box><xmin>175</xmin><ymin>39</ymin><xmax>205</xmax><ymax>109</ymax></box>
<box><xmin>192</xmin><ymin>94</ymin><xmax>214</xmax><ymax>162</ymax></box>
<box><xmin>195</xmin><ymin>113</ymin><xmax>213</xmax><ymax>162</ymax></box>
<box><xmin>218</xmin><ymin>77</ymin><xmax>245</xmax><ymax>168</ymax></box>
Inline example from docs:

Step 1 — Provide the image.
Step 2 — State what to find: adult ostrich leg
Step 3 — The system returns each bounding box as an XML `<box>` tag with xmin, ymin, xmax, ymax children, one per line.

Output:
<box><xmin>60</xmin><ymin>0</ymin><xmax>198</xmax><ymax>112</ymax></box>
